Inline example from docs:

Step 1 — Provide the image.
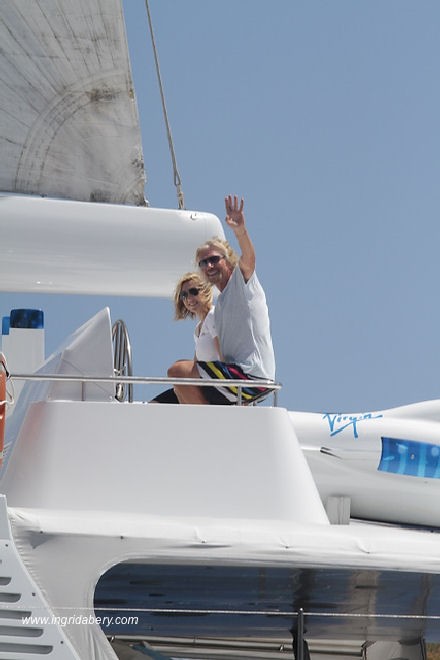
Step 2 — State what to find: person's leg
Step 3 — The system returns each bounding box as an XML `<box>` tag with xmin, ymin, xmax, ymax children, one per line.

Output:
<box><xmin>167</xmin><ymin>359</ymin><xmax>208</xmax><ymax>404</ymax></box>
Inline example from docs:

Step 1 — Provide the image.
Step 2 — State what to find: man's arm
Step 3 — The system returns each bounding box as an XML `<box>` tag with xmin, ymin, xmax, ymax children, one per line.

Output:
<box><xmin>224</xmin><ymin>194</ymin><xmax>255</xmax><ymax>282</ymax></box>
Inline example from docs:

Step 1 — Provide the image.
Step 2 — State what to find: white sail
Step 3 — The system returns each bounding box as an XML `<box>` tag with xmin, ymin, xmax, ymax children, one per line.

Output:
<box><xmin>0</xmin><ymin>0</ymin><xmax>145</xmax><ymax>205</ymax></box>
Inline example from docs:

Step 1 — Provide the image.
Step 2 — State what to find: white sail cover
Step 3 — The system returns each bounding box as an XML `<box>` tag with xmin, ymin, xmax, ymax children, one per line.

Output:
<box><xmin>0</xmin><ymin>0</ymin><xmax>145</xmax><ymax>205</ymax></box>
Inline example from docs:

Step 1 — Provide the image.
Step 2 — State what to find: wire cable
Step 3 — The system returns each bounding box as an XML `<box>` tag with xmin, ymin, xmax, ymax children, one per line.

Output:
<box><xmin>145</xmin><ymin>0</ymin><xmax>185</xmax><ymax>209</ymax></box>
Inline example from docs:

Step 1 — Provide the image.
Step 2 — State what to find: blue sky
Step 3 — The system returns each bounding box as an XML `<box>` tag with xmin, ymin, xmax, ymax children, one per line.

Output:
<box><xmin>2</xmin><ymin>0</ymin><xmax>440</xmax><ymax>412</ymax></box>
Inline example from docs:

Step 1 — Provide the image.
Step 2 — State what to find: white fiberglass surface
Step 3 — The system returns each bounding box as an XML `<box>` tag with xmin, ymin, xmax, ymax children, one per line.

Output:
<box><xmin>0</xmin><ymin>196</ymin><xmax>224</xmax><ymax>296</ymax></box>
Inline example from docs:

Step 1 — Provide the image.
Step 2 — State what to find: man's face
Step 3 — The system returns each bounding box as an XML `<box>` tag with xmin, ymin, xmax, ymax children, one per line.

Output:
<box><xmin>198</xmin><ymin>249</ymin><xmax>232</xmax><ymax>291</ymax></box>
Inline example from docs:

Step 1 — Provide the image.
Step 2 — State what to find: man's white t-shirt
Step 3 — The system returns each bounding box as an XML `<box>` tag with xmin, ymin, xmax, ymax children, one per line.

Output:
<box><xmin>214</xmin><ymin>266</ymin><xmax>275</xmax><ymax>380</ymax></box>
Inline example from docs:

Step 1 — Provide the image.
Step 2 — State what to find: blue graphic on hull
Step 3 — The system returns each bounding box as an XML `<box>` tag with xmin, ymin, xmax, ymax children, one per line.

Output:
<box><xmin>380</xmin><ymin>437</ymin><xmax>440</xmax><ymax>479</ymax></box>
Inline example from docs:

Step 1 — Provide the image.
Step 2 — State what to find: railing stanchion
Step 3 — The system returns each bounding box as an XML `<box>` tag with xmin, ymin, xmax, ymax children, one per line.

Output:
<box><xmin>296</xmin><ymin>608</ymin><xmax>304</xmax><ymax>660</ymax></box>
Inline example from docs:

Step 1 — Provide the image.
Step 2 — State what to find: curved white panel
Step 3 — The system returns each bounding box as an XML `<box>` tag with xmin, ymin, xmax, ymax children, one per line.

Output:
<box><xmin>0</xmin><ymin>195</ymin><xmax>225</xmax><ymax>296</ymax></box>
<box><xmin>2</xmin><ymin>401</ymin><xmax>328</xmax><ymax>523</ymax></box>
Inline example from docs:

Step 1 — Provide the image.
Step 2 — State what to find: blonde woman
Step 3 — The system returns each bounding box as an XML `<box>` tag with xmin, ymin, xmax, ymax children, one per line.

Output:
<box><xmin>173</xmin><ymin>272</ymin><xmax>221</xmax><ymax>363</ymax></box>
<box><xmin>151</xmin><ymin>273</ymin><xmax>221</xmax><ymax>403</ymax></box>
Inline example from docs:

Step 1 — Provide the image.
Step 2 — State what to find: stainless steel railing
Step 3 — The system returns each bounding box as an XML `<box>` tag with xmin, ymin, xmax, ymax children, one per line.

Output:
<box><xmin>9</xmin><ymin>373</ymin><xmax>282</xmax><ymax>406</ymax></box>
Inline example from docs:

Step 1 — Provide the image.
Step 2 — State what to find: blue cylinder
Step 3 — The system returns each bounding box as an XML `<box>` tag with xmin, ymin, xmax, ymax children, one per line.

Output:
<box><xmin>2</xmin><ymin>316</ymin><xmax>10</xmax><ymax>335</ymax></box>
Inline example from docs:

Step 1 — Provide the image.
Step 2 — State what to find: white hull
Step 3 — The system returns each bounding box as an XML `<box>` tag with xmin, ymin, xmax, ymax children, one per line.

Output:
<box><xmin>1</xmin><ymin>309</ymin><xmax>440</xmax><ymax>658</ymax></box>
<box><xmin>292</xmin><ymin>403</ymin><xmax>440</xmax><ymax>528</ymax></box>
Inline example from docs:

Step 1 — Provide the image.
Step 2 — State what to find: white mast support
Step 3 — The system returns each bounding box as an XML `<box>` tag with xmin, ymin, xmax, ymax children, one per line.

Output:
<box><xmin>0</xmin><ymin>0</ymin><xmax>146</xmax><ymax>205</ymax></box>
<box><xmin>0</xmin><ymin>196</ymin><xmax>224</xmax><ymax>296</ymax></box>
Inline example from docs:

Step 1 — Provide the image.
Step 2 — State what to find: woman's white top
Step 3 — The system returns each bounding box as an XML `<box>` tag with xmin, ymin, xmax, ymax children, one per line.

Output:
<box><xmin>194</xmin><ymin>308</ymin><xmax>220</xmax><ymax>361</ymax></box>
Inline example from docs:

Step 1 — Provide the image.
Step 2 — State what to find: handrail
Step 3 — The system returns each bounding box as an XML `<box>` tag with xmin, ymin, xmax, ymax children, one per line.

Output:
<box><xmin>9</xmin><ymin>373</ymin><xmax>282</xmax><ymax>406</ymax></box>
<box><xmin>112</xmin><ymin>319</ymin><xmax>133</xmax><ymax>403</ymax></box>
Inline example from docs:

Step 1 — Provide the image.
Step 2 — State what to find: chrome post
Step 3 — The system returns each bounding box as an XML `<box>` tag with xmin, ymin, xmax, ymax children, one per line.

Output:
<box><xmin>296</xmin><ymin>608</ymin><xmax>304</xmax><ymax>660</ymax></box>
<box><xmin>112</xmin><ymin>319</ymin><xmax>133</xmax><ymax>402</ymax></box>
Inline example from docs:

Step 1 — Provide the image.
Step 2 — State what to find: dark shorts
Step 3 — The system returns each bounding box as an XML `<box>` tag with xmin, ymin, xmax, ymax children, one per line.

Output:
<box><xmin>150</xmin><ymin>388</ymin><xmax>179</xmax><ymax>404</ymax></box>
<box><xmin>150</xmin><ymin>385</ymin><xmax>233</xmax><ymax>406</ymax></box>
<box><xmin>196</xmin><ymin>361</ymin><xmax>271</xmax><ymax>405</ymax></box>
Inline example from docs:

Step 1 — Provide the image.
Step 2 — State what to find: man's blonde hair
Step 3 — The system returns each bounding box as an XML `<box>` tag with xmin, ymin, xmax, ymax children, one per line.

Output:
<box><xmin>174</xmin><ymin>272</ymin><xmax>213</xmax><ymax>320</ymax></box>
<box><xmin>195</xmin><ymin>237</ymin><xmax>239</xmax><ymax>270</ymax></box>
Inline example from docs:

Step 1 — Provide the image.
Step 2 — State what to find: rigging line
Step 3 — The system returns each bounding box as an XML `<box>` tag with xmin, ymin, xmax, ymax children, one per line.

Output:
<box><xmin>145</xmin><ymin>0</ymin><xmax>185</xmax><ymax>210</ymax></box>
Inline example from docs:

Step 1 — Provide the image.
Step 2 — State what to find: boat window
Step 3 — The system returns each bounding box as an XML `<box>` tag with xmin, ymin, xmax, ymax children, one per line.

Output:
<box><xmin>379</xmin><ymin>437</ymin><xmax>440</xmax><ymax>479</ymax></box>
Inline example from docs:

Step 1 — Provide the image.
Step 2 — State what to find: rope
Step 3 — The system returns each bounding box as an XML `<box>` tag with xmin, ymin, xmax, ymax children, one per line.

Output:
<box><xmin>145</xmin><ymin>0</ymin><xmax>185</xmax><ymax>210</ymax></box>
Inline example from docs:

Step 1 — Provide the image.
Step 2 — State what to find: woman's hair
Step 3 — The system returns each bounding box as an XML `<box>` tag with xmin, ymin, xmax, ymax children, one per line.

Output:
<box><xmin>195</xmin><ymin>237</ymin><xmax>239</xmax><ymax>270</ymax></box>
<box><xmin>174</xmin><ymin>272</ymin><xmax>213</xmax><ymax>320</ymax></box>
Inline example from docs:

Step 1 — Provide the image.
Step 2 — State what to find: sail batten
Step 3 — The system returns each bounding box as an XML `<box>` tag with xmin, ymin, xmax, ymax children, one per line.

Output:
<box><xmin>0</xmin><ymin>0</ymin><xmax>146</xmax><ymax>205</ymax></box>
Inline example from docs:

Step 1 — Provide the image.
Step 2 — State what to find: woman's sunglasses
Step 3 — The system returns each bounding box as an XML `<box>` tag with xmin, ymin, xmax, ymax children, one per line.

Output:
<box><xmin>198</xmin><ymin>254</ymin><xmax>225</xmax><ymax>269</ymax></box>
<box><xmin>180</xmin><ymin>287</ymin><xmax>200</xmax><ymax>300</ymax></box>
